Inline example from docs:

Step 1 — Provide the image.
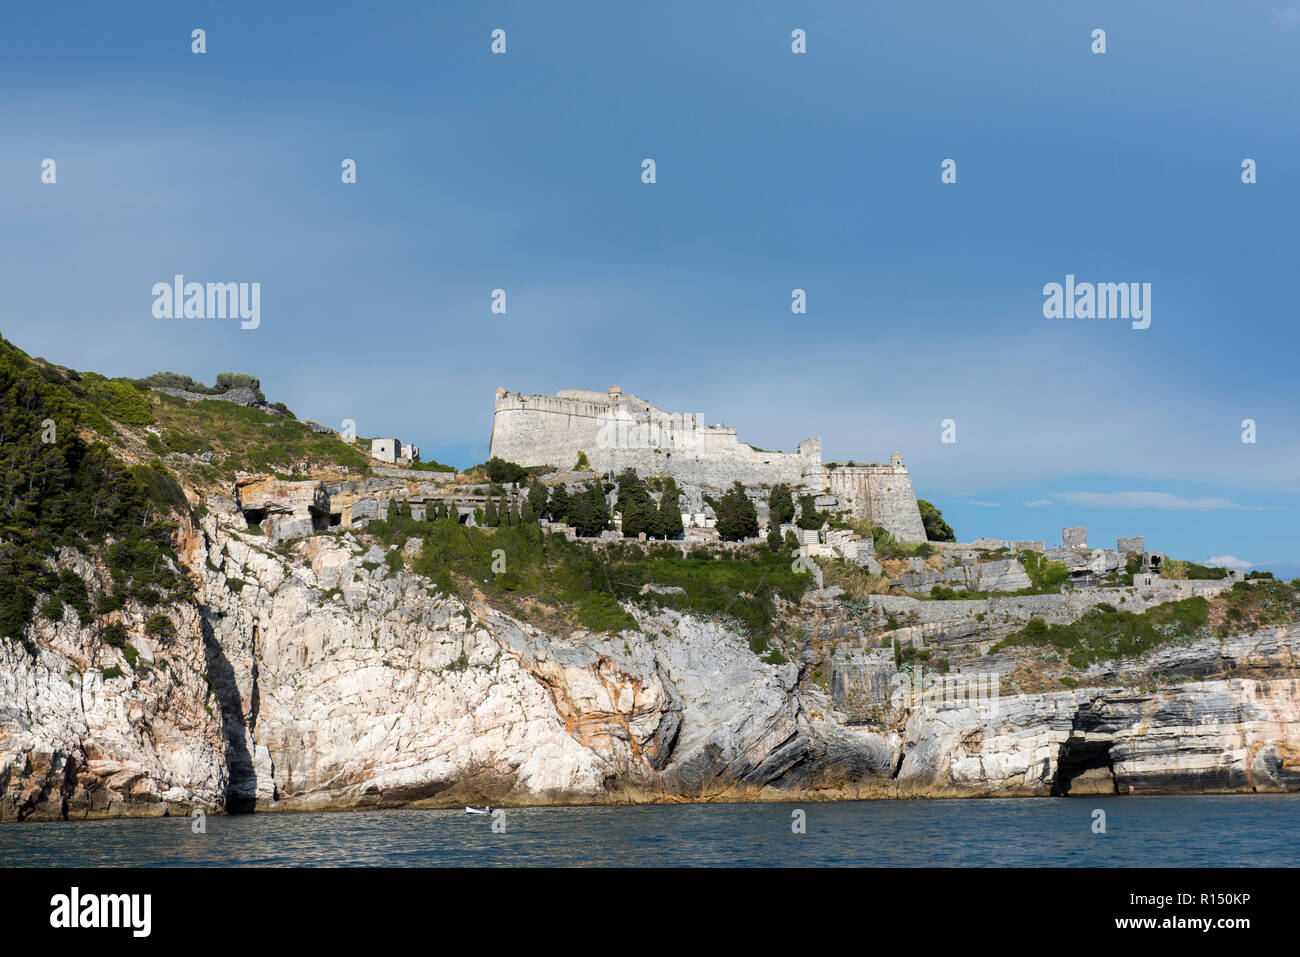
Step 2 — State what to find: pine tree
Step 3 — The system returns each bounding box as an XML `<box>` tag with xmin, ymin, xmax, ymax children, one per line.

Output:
<box><xmin>917</xmin><ymin>500</ymin><xmax>956</xmax><ymax>542</ymax></box>
<box><xmin>485</xmin><ymin>496</ymin><xmax>499</xmax><ymax>527</ymax></box>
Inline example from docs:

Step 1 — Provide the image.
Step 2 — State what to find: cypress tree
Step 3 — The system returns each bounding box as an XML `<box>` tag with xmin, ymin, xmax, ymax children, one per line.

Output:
<box><xmin>768</xmin><ymin>484</ymin><xmax>795</xmax><ymax>527</ymax></box>
<box><xmin>707</xmin><ymin>482</ymin><xmax>758</xmax><ymax>541</ymax></box>
<box><xmin>616</xmin><ymin>469</ymin><xmax>655</xmax><ymax>538</ymax></box>
<box><xmin>796</xmin><ymin>493</ymin><xmax>824</xmax><ymax>531</ymax></box>
<box><xmin>548</xmin><ymin>484</ymin><xmax>571</xmax><ymax>523</ymax></box>
<box><xmin>527</xmin><ymin>479</ymin><xmax>548</xmax><ymax>519</ymax></box>
<box><xmin>655</xmin><ymin>477</ymin><xmax>684</xmax><ymax>539</ymax></box>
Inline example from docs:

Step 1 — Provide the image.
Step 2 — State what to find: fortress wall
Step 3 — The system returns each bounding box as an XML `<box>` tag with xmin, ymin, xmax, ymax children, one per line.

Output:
<box><xmin>490</xmin><ymin>401</ymin><xmax>605</xmax><ymax>470</ymax></box>
<box><xmin>491</xmin><ymin>390</ymin><xmax>825</xmax><ymax>488</ymax></box>
<box><xmin>866</xmin><ymin>468</ymin><xmax>927</xmax><ymax>542</ymax></box>
<box><xmin>602</xmin><ymin>446</ymin><xmax>816</xmax><ymax>488</ymax></box>
<box><xmin>825</xmin><ymin>464</ymin><xmax>927</xmax><ymax>542</ymax></box>
<box><xmin>489</xmin><ymin>391</ymin><xmax>922</xmax><ymax>528</ymax></box>
<box><xmin>827</xmin><ymin>469</ymin><xmax>871</xmax><ymax>515</ymax></box>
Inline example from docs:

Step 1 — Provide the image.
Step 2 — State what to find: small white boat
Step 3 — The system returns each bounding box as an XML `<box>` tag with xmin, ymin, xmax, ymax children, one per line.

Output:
<box><xmin>465</xmin><ymin>806</ymin><xmax>491</xmax><ymax>815</ymax></box>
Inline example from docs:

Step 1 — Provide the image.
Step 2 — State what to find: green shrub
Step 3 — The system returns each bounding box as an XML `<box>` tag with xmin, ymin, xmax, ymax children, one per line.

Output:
<box><xmin>872</xmin><ymin>527</ymin><xmax>934</xmax><ymax>559</ymax></box>
<box><xmin>993</xmin><ymin>596</ymin><xmax>1211</xmax><ymax>665</ymax></box>
<box><xmin>87</xmin><ymin>378</ymin><xmax>153</xmax><ymax>425</ymax></box>
<box><xmin>95</xmin><ymin>591</ymin><xmax>124</xmax><ymax>614</ymax></box>
<box><xmin>1021</xmin><ymin>551</ymin><xmax>1070</xmax><ymax>593</ymax></box>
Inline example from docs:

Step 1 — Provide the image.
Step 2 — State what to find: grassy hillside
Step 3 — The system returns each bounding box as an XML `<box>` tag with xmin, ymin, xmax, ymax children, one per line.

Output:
<box><xmin>145</xmin><ymin>392</ymin><xmax>370</xmax><ymax>486</ymax></box>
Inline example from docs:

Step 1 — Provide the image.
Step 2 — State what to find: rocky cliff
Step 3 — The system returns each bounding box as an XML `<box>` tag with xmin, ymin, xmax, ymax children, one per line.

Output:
<box><xmin>4</xmin><ymin>506</ymin><xmax>1299</xmax><ymax>820</ymax></box>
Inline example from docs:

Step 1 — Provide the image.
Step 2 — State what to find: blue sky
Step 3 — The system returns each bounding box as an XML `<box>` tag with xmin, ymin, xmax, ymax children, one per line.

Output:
<box><xmin>2</xmin><ymin>2</ymin><xmax>1297</xmax><ymax>570</ymax></box>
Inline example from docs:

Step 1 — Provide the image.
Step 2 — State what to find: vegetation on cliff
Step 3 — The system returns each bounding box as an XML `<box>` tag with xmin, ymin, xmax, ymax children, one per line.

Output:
<box><xmin>149</xmin><ymin>393</ymin><xmax>369</xmax><ymax>484</ymax></box>
<box><xmin>0</xmin><ymin>336</ymin><xmax>190</xmax><ymax>648</ymax></box>
<box><xmin>360</xmin><ymin>508</ymin><xmax>809</xmax><ymax>655</ymax></box>
<box><xmin>993</xmin><ymin>596</ymin><xmax>1213</xmax><ymax>667</ymax></box>
<box><xmin>917</xmin><ymin>499</ymin><xmax>955</xmax><ymax>542</ymax></box>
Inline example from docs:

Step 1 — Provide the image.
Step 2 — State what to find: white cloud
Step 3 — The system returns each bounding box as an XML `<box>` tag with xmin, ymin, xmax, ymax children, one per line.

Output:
<box><xmin>1025</xmin><ymin>499</ymin><xmax>1053</xmax><ymax>508</ymax></box>
<box><xmin>965</xmin><ymin>500</ymin><xmax>1001</xmax><ymax>508</ymax></box>
<box><xmin>1055</xmin><ymin>491</ymin><xmax>1276</xmax><ymax>512</ymax></box>
<box><xmin>1206</xmin><ymin>555</ymin><xmax>1253</xmax><ymax>569</ymax></box>
<box><xmin>1274</xmin><ymin>3</ymin><xmax>1300</xmax><ymax>28</ymax></box>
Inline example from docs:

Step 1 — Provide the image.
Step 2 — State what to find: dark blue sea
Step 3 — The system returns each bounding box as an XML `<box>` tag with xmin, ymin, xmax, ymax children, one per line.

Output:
<box><xmin>2</xmin><ymin>795</ymin><xmax>1297</xmax><ymax>867</ymax></box>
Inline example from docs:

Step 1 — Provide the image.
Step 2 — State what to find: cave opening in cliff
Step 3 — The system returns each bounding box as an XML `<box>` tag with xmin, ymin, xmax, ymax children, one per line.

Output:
<box><xmin>242</xmin><ymin>507</ymin><xmax>267</xmax><ymax>528</ymax></box>
<box><xmin>329</xmin><ymin>512</ymin><xmax>341</xmax><ymax>527</ymax></box>
<box><xmin>1052</xmin><ymin>737</ymin><xmax>1116</xmax><ymax>796</ymax></box>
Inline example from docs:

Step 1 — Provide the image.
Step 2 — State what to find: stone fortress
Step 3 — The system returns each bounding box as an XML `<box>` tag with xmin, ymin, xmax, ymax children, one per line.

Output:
<box><xmin>489</xmin><ymin>386</ymin><xmax>928</xmax><ymax>542</ymax></box>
